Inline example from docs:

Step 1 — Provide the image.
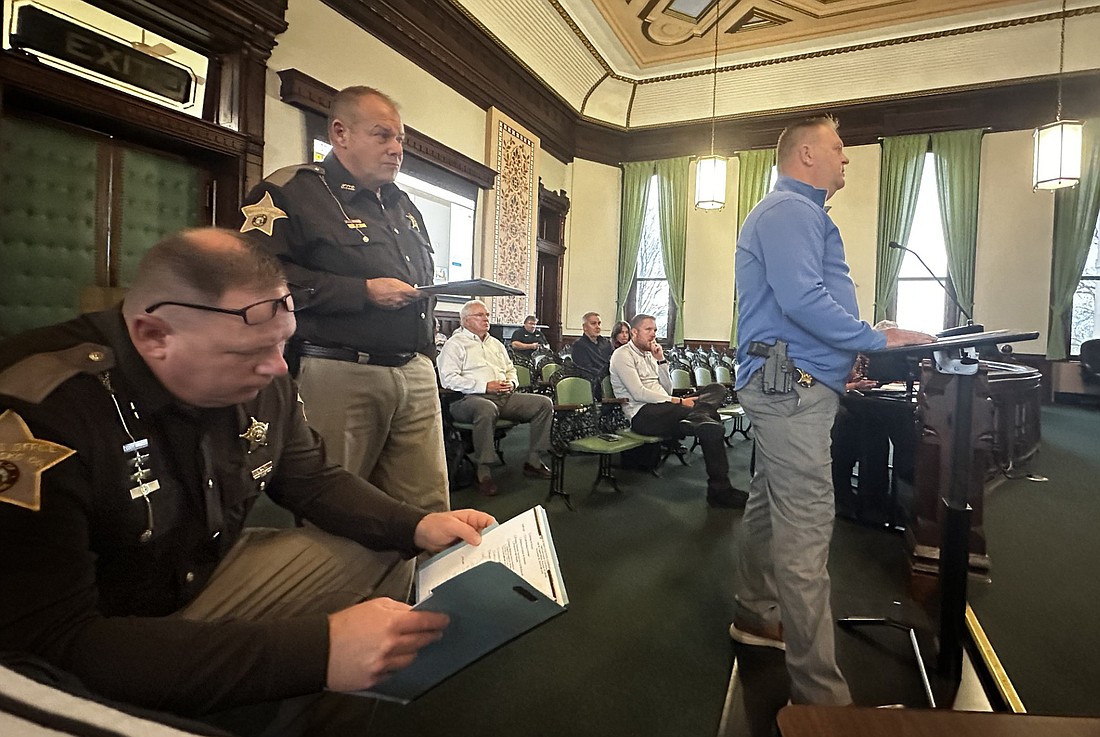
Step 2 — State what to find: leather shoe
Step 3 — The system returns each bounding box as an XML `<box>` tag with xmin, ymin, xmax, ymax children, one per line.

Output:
<box><xmin>707</xmin><ymin>486</ymin><xmax>748</xmax><ymax>509</ymax></box>
<box><xmin>523</xmin><ymin>462</ymin><xmax>553</xmax><ymax>479</ymax></box>
<box><xmin>477</xmin><ymin>477</ymin><xmax>499</xmax><ymax>497</ymax></box>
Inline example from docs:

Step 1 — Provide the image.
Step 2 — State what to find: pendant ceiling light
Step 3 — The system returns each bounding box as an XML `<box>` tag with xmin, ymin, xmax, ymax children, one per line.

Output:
<box><xmin>694</xmin><ymin>2</ymin><xmax>727</xmax><ymax>210</ymax></box>
<box><xmin>1033</xmin><ymin>0</ymin><xmax>1082</xmax><ymax>191</ymax></box>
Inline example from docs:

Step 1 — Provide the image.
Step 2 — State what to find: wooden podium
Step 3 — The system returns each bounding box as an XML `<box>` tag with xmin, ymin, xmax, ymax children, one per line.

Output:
<box><xmin>850</xmin><ymin>330</ymin><xmax>1039</xmax><ymax>699</ymax></box>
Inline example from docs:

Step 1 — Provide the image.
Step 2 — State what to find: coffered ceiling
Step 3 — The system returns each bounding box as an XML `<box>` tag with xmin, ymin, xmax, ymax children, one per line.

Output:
<box><xmin>450</xmin><ymin>0</ymin><xmax>1100</xmax><ymax>129</ymax></box>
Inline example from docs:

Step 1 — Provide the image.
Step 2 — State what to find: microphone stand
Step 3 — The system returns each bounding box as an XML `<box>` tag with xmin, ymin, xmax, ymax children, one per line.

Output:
<box><xmin>887</xmin><ymin>242</ymin><xmax>980</xmax><ymax>336</ymax></box>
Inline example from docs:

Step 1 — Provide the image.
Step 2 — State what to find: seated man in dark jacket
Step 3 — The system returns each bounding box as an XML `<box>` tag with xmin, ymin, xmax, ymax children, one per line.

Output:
<box><xmin>0</xmin><ymin>228</ymin><xmax>494</xmax><ymax>734</ymax></box>
<box><xmin>571</xmin><ymin>311</ymin><xmax>614</xmax><ymax>394</ymax></box>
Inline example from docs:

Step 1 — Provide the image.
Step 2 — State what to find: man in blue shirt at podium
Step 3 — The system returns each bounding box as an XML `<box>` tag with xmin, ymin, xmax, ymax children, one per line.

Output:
<box><xmin>732</xmin><ymin>115</ymin><xmax>933</xmax><ymax>705</ymax></box>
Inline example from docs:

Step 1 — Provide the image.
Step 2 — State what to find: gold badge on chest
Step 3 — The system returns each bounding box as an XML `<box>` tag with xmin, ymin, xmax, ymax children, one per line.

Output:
<box><xmin>239</xmin><ymin>416</ymin><xmax>270</xmax><ymax>452</ymax></box>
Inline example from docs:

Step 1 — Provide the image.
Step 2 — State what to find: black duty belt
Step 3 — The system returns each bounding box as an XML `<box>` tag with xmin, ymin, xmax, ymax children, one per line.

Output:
<box><xmin>296</xmin><ymin>341</ymin><xmax>416</xmax><ymax>368</ymax></box>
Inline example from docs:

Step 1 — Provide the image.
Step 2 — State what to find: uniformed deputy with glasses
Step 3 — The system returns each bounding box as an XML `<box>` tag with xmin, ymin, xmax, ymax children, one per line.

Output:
<box><xmin>0</xmin><ymin>228</ymin><xmax>494</xmax><ymax>735</ymax></box>
<box><xmin>239</xmin><ymin>85</ymin><xmax>448</xmax><ymax>518</ymax></box>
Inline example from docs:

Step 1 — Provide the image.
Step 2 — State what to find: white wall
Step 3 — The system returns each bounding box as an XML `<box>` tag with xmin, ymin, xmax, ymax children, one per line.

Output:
<box><xmin>263</xmin><ymin>0</ymin><xmax>486</xmax><ymax>174</ymax></box>
<box><xmin>974</xmin><ymin>130</ymin><xmax>1054</xmax><ymax>354</ymax></box>
<box><xmin>562</xmin><ymin>159</ymin><xmax>621</xmax><ymax>333</ymax></box>
<box><xmin>684</xmin><ymin>156</ymin><xmax>739</xmax><ymax>342</ymax></box>
<box><xmin>830</xmin><ymin>143</ymin><xmax>882</xmax><ymax>322</ymax></box>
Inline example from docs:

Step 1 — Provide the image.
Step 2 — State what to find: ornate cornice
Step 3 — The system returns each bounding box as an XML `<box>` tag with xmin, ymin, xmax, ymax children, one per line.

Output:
<box><xmin>315</xmin><ymin>1</ymin><xmax>1100</xmax><ymax>167</ymax></box>
<box><xmin>276</xmin><ymin>68</ymin><xmax>497</xmax><ymax>189</ymax></box>
<box><xmin>87</xmin><ymin>0</ymin><xmax>288</xmax><ymax>58</ymax></box>
<box><xmin>321</xmin><ymin>0</ymin><xmax>577</xmax><ymax>162</ymax></box>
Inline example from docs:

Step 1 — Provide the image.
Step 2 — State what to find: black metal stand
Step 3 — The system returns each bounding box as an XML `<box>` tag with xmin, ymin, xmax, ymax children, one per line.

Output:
<box><xmin>838</xmin><ymin>330</ymin><xmax>1037</xmax><ymax>708</ymax></box>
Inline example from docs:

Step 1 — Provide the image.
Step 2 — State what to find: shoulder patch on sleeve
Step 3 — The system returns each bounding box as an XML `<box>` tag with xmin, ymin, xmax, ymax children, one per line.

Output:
<box><xmin>0</xmin><ymin>343</ymin><xmax>115</xmax><ymax>404</ymax></box>
<box><xmin>264</xmin><ymin>163</ymin><xmax>324</xmax><ymax>189</ymax></box>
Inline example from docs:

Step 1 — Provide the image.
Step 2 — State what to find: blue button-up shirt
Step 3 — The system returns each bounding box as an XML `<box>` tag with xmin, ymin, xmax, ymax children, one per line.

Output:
<box><xmin>735</xmin><ymin>175</ymin><xmax>885</xmax><ymax>394</ymax></box>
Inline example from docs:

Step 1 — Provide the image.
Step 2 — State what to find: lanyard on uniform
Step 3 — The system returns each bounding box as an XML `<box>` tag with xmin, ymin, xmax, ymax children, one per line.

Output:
<box><xmin>99</xmin><ymin>371</ymin><xmax>159</xmax><ymax>544</ymax></box>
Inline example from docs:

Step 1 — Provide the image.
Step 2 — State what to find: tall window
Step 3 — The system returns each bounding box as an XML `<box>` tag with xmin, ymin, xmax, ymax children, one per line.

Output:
<box><xmin>628</xmin><ymin>176</ymin><xmax>674</xmax><ymax>340</ymax></box>
<box><xmin>1070</xmin><ymin>213</ymin><xmax>1100</xmax><ymax>356</ymax></box>
<box><xmin>894</xmin><ymin>153</ymin><xmax>953</xmax><ymax>335</ymax></box>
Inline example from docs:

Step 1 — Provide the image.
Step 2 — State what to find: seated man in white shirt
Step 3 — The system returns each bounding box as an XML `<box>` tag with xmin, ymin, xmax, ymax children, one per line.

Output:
<box><xmin>609</xmin><ymin>314</ymin><xmax>747</xmax><ymax>509</ymax></box>
<box><xmin>438</xmin><ymin>300</ymin><xmax>554</xmax><ymax>497</ymax></box>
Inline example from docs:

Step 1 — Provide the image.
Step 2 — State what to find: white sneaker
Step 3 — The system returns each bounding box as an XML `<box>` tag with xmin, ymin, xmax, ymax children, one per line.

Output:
<box><xmin>728</xmin><ymin>619</ymin><xmax>785</xmax><ymax>651</ymax></box>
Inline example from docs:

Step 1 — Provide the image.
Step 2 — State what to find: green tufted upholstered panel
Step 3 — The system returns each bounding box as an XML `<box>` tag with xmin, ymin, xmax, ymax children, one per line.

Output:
<box><xmin>117</xmin><ymin>148</ymin><xmax>201</xmax><ymax>288</ymax></box>
<box><xmin>0</xmin><ymin>118</ymin><xmax>205</xmax><ymax>339</ymax></box>
<box><xmin>0</xmin><ymin>117</ymin><xmax>98</xmax><ymax>339</ymax></box>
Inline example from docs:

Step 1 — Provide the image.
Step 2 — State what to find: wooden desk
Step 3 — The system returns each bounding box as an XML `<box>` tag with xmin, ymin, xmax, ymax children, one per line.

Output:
<box><xmin>778</xmin><ymin>705</ymin><xmax>1100</xmax><ymax>737</ymax></box>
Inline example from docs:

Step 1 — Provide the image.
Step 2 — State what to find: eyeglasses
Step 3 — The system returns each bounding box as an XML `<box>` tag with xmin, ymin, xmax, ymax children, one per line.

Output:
<box><xmin>468</xmin><ymin>312</ymin><xmax>490</xmax><ymax>319</ymax></box>
<box><xmin>144</xmin><ymin>285</ymin><xmax>315</xmax><ymax>325</ymax></box>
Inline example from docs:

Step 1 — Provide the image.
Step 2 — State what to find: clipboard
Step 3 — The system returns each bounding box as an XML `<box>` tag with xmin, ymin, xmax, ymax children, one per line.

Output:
<box><xmin>361</xmin><ymin>506</ymin><xmax>567</xmax><ymax>703</ymax></box>
<box><xmin>418</xmin><ymin>278</ymin><xmax>525</xmax><ymax>298</ymax></box>
<box><xmin>363</xmin><ymin>561</ymin><xmax>566</xmax><ymax>703</ymax></box>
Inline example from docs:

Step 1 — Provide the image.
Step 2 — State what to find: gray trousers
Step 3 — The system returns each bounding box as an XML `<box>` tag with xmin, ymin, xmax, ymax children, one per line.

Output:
<box><xmin>734</xmin><ymin>375</ymin><xmax>852</xmax><ymax>705</ymax></box>
<box><xmin>449</xmin><ymin>391</ymin><xmax>553</xmax><ymax>467</ymax></box>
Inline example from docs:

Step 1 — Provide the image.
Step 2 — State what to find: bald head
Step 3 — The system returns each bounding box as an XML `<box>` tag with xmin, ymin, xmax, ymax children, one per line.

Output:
<box><xmin>328</xmin><ymin>86</ymin><xmax>399</xmax><ymax>130</ymax></box>
<box><xmin>122</xmin><ymin>228</ymin><xmax>286</xmax><ymax>320</ymax></box>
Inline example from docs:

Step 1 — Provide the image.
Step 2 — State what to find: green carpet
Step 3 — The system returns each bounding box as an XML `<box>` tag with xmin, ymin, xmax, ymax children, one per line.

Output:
<box><xmin>249</xmin><ymin>403</ymin><xmax>1098</xmax><ymax>734</ymax></box>
<box><xmin>968</xmin><ymin>404</ymin><xmax>1100</xmax><ymax>716</ymax></box>
<box><xmin>366</xmin><ymin>439</ymin><xmax>749</xmax><ymax>737</ymax></box>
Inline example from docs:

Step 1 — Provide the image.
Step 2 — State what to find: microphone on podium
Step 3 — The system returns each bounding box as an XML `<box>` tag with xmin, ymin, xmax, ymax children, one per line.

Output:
<box><xmin>887</xmin><ymin>241</ymin><xmax>980</xmax><ymax>336</ymax></box>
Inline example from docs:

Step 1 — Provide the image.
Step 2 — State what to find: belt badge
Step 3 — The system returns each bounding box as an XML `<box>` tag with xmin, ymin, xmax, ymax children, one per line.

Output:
<box><xmin>0</xmin><ymin>410</ymin><xmax>76</xmax><ymax>512</ymax></box>
<box><xmin>240</xmin><ymin>416</ymin><xmax>270</xmax><ymax>452</ymax></box>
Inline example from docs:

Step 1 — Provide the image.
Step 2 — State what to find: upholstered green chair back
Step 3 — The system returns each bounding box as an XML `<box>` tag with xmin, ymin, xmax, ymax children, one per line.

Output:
<box><xmin>555</xmin><ymin>376</ymin><xmax>594</xmax><ymax>406</ymax></box>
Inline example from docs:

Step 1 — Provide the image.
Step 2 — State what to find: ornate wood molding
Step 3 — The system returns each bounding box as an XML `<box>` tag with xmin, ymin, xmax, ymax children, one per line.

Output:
<box><xmin>0</xmin><ymin>52</ymin><xmax>248</xmax><ymax>157</ymax></box>
<box><xmin>322</xmin><ymin>0</ymin><xmax>1100</xmax><ymax>167</ymax></box>
<box><xmin>580</xmin><ymin>72</ymin><xmax>1100</xmax><ymax>164</ymax></box>
<box><xmin>276</xmin><ymin>68</ymin><xmax>497</xmax><ymax>189</ymax></box>
<box><xmin>88</xmin><ymin>0</ymin><xmax>288</xmax><ymax>59</ymax></box>
<box><xmin>322</xmin><ymin>0</ymin><xmax>577</xmax><ymax>163</ymax></box>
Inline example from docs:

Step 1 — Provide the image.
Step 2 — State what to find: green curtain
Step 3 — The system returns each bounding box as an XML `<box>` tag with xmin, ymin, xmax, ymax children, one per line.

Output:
<box><xmin>930</xmin><ymin>129</ymin><xmax>984</xmax><ymax>323</ymax></box>
<box><xmin>617</xmin><ymin>161</ymin><xmax>654</xmax><ymax>319</ymax></box>
<box><xmin>654</xmin><ymin>156</ymin><xmax>691</xmax><ymax>345</ymax></box>
<box><xmin>874</xmin><ymin>134</ymin><xmax>928</xmax><ymax>322</ymax></box>
<box><xmin>730</xmin><ymin>148</ymin><xmax>777</xmax><ymax>345</ymax></box>
<box><xmin>1048</xmin><ymin>119</ymin><xmax>1100</xmax><ymax>359</ymax></box>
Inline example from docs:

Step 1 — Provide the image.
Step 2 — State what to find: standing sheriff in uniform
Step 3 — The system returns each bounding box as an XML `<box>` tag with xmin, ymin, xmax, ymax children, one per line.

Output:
<box><xmin>239</xmin><ymin>85</ymin><xmax>448</xmax><ymax>515</ymax></box>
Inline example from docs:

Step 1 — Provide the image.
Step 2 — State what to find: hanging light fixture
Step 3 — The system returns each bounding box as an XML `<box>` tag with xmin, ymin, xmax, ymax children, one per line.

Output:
<box><xmin>694</xmin><ymin>1</ymin><xmax>727</xmax><ymax>210</ymax></box>
<box><xmin>1033</xmin><ymin>0</ymin><xmax>1082</xmax><ymax>191</ymax></box>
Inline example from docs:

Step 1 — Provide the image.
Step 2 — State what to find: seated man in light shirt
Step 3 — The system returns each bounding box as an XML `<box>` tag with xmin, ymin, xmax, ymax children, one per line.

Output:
<box><xmin>609</xmin><ymin>313</ymin><xmax>746</xmax><ymax>509</ymax></box>
<box><xmin>437</xmin><ymin>300</ymin><xmax>554</xmax><ymax>497</ymax></box>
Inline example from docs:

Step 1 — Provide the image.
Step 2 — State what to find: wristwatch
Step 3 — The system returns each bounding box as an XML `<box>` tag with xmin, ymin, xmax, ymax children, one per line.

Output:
<box><xmin>657</xmin><ymin>359</ymin><xmax>668</xmax><ymax>365</ymax></box>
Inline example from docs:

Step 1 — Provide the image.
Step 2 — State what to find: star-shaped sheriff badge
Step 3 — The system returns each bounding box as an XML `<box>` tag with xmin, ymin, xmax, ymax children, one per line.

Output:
<box><xmin>239</xmin><ymin>192</ymin><xmax>288</xmax><ymax>237</ymax></box>
<box><xmin>239</xmin><ymin>416</ymin><xmax>270</xmax><ymax>453</ymax></box>
<box><xmin>0</xmin><ymin>410</ymin><xmax>76</xmax><ymax>512</ymax></box>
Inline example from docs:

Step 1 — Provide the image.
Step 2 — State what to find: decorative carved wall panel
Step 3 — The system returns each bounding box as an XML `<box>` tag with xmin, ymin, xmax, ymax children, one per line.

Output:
<box><xmin>484</xmin><ymin>108</ymin><xmax>538</xmax><ymax>325</ymax></box>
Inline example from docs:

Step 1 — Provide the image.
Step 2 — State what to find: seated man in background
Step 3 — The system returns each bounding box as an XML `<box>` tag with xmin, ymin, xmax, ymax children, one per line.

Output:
<box><xmin>437</xmin><ymin>300</ymin><xmax>554</xmax><ymax>497</ymax></box>
<box><xmin>609</xmin><ymin>314</ymin><xmax>746</xmax><ymax>509</ymax></box>
<box><xmin>571</xmin><ymin>311</ymin><xmax>614</xmax><ymax>395</ymax></box>
<box><xmin>510</xmin><ymin>315</ymin><xmax>548</xmax><ymax>359</ymax></box>
<box><xmin>0</xmin><ymin>228</ymin><xmax>494</xmax><ymax>736</ymax></box>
